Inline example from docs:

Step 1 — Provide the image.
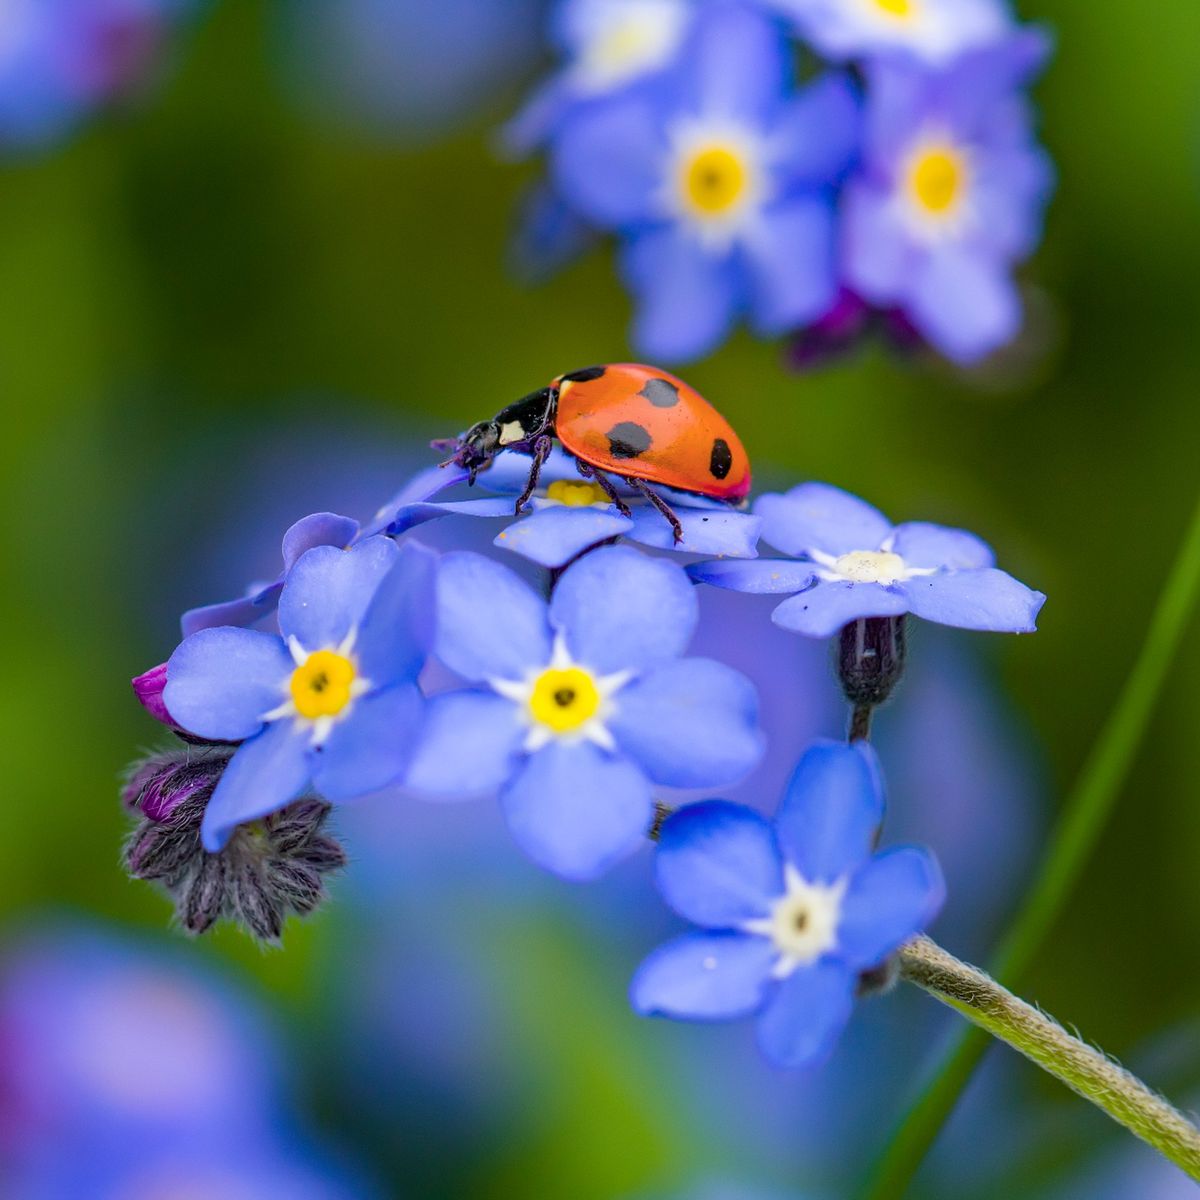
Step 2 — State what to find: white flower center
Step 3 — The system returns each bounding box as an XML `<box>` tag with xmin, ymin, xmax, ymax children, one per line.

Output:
<box><xmin>490</xmin><ymin>635</ymin><xmax>631</xmax><ymax>752</ymax></box>
<box><xmin>744</xmin><ymin>864</ymin><xmax>845</xmax><ymax>978</ymax></box>
<box><xmin>810</xmin><ymin>544</ymin><xmax>937</xmax><ymax>586</ymax></box>
<box><xmin>572</xmin><ymin>0</ymin><xmax>691</xmax><ymax>92</ymax></box>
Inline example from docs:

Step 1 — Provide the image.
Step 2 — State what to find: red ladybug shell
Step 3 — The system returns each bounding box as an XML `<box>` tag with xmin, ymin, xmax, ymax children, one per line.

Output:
<box><xmin>550</xmin><ymin>364</ymin><xmax>752</xmax><ymax>501</ymax></box>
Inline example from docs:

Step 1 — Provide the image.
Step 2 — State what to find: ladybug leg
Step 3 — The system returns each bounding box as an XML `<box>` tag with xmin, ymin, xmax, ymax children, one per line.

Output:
<box><xmin>575</xmin><ymin>461</ymin><xmax>632</xmax><ymax>517</ymax></box>
<box><xmin>629</xmin><ymin>478</ymin><xmax>684</xmax><ymax>544</ymax></box>
<box><xmin>514</xmin><ymin>434</ymin><xmax>553</xmax><ymax>514</ymax></box>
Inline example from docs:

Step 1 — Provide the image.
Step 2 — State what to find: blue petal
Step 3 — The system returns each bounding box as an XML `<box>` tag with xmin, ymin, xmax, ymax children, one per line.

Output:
<box><xmin>550</xmin><ymin>545</ymin><xmax>697</xmax><ymax>674</ymax></box>
<box><xmin>622</xmin><ymin>228</ymin><xmax>741</xmax><ymax>363</ymax></box>
<box><xmin>200</xmin><ymin>721</ymin><xmax>311</xmax><ymax>852</ymax></box>
<box><xmin>776</xmin><ymin>740</ymin><xmax>884</xmax><ymax>883</ymax></box>
<box><xmin>387</xmin><ymin>496</ymin><xmax>519</xmax><ymax>537</ymax></box>
<box><xmin>181</xmin><ymin>588</ymin><xmax>281</xmax><ymax>639</ymax></box>
<box><xmin>745</xmin><ymin>197</ymin><xmax>838</xmax><ymax>334</ymax></box>
<box><xmin>756</xmin><ymin>958</ymin><xmax>856</xmax><ymax>1069</ymax></box>
<box><xmin>771</xmin><ymin>580</ymin><xmax>908</xmax><ymax>638</ymax></box>
<box><xmin>405</xmin><ymin>690</ymin><xmax>525</xmax><ymax>798</ymax></box>
<box><xmin>681</xmin><ymin>2</ymin><xmax>789</xmax><ymax>124</ymax></box>
<box><xmin>687</xmin><ymin>559</ymin><xmax>815</xmax><ymax>595</ymax></box>
<box><xmin>355</xmin><ymin>541</ymin><xmax>437</xmax><ymax>685</ymax></box>
<box><xmin>631</xmin><ymin>931</ymin><xmax>776</xmax><ymax>1020</ymax></box>
<box><xmin>908</xmin><ymin>245</ymin><xmax>1022</xmax><ymax>365</ymax></box>
<box><xmin>900</xmin><ymin>569</ymin><xmax>1045</xmax><ymax>633</ymax></box>
<box><xmin>363</xmin><ymin>464</ymin><xmax>470</xmax><ymax>537</ymax></box>
<box><xmin>626</xmin><ymin>505</ymin><xmax>762</xmax><ymax>557</ymax></box>
<box><xmin>311</xmin><ymin>684</ymin><xmax>424</xmax><ymax>802</ymax></box>
<box><xmin>756</xmin><ymin>482</ymin><xmax>892</xmax><ymax>557</ymax></box>
<box><xmin>495</xmin><ymin>504</ymin><xmax>633</xmax><ymax>568</ymax></box>
<box><xmin>281</xmin><ymin>512</ymin><xmax>360</xmax><ymax>571</ymax></box>
<box><xmin>890</xmin><ymin>522</ymin><xmax>995</xmax><ymax>570</ymax></box>
<box><xmin>773</xmin><ymin>72</ymin><xmax>861</xmax><ymax>188</ymax></box>
<box><xmin>500</xmin><ymin>74</ymin><xmax>569</xmax><ymax>157</ymax></box>
<box><xmin>164</xmin><ymin>628</ymin><xmax>291</xmax><ymax>741</ymax></box>
<box><xmin>278</xmin><ymin>537</ymin><xmax>400</xmax><ymax>651</ymax></box>
<box><xmin>609</xmin><ymin>658</ymin><xmax>764</xmax><ymax>788</ymax></box>
<box><xmin>843</xmin><ymin>179</ymin><xmax>917</xmax><ymax>301</ymax></box>
<box><xmin>838</xmin><ymin>847</ymin><xmax>946</xmax><ymax>969</ymax></box>
<box><xmin>510</xmin><ymin>179</ymin><xmax>598</xmax><ymax>283</ymax></box>
<box><xmin>550</xmin><ymin>92</ymin><xmax>664</xmax><ymax>226</ymax></box>
<box><xmin>500</xmin><ymin>741</ymin><xmax>653</xmax><ymax>880</ymax></box>
<box><xmin>655</xmin><ymin>801</ymin><xmax>783</xmax><ymax>927</ymax></box>
<box><xmin>477</xmin><ymin>445</ymin><xmax>586</xmax><ymax>494</ymax></box>
<box><xmin>434</xmin><ymin>552</ymin><xmax>552</xmax><ymax>682</ymax></box>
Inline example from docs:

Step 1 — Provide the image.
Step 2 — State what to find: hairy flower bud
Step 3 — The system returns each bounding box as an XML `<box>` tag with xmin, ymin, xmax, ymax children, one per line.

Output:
<box><xmin>122</xmin><ymin>746</ymin><xmax>346</xmax><ymax>944</ymax></box>
<box><xmin>837</xmin><ymin>615</ymin><xmax>908</xmax><ymax>710</ymax></box>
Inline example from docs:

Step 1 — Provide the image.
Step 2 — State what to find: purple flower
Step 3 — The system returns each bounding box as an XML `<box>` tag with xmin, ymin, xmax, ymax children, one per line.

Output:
<box><xmin>406</xmin><ymin>546</ymin><xmax>764</xmax><ymax>880</ymax></box>
<box><xmin>503</xmin><ymin>0</ymin><xmax>696</xmax><ymax>156</ymax></box>
<box><xmin>387</xmin><ymin>447</ymin><xmax>762</xmax><ymax>568</ymax></box>
<box><xmin>689</xmin><ymin>481</ymin><xmax>1044</xmax><ymax>638</ymax></box>
<box><xmin>163</xmin><ymin>537</ymin><xmax>435</xmax><ymax>851</ymax></box>
<box><xmin>841</xmin><ymin>31</ymin><xmax>1054</xmax><ymax>363</ymax></box>
<box><xmin>547</xmin><ymin>1</ymin><xmax>860</xmax><ymax>361</ymax></box>
<box><xmin>767</xmin><ymin>0</ymin><xmax>1010</xmax><ymax>66</ymax></box>
<box><xmin>632</xmin><ymin>740</ymin><xmax>944</xmax><ymax>1068</ymax></box>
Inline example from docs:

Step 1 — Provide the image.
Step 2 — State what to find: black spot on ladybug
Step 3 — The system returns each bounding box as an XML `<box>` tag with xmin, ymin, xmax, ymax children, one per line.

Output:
<box><xmin>709</xmin><ymin>438</ymin><xmax>733</xmax><ymax>480</ymax></box>
<box><xmin>561</xmin><ymin>365</ymin><xmax>606</xmax><ymax>384</ymax></box>
<box><xmin>639</xmin><ymin>377</ymin><xmax>679</xmax><ymax>407</ymax></box>
<box><xmin>606</xmin><ymin>421</ymin><xmax>653</xmax><ymax>459</ymax></box>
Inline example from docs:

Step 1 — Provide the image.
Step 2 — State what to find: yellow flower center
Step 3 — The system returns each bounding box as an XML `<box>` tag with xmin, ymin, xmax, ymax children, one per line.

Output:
<box><xmin>872</xmin><ymin>0</ymin><xmax>915</xmax><ymax>18</ymax></box>
<box><xmin>682</xmin><ymin>145</ymin><xmax>748</xmax><ymax>216</ymax></box>
<box><xmin>289</xmin><ymin>650</ymin><xmax>357</xmax><ymax>720</ymax></box>
<box><xmin>545</xmin><ymin>480</ymin><xmax>610</xmax><ymax>508</ymax></box>
<box><xmin>834</xmin><ymin>550</ymin><xmax>907</xmax><ymax>585</ymax></box>
<box><xmin>908</xmin><ymin>146</ymin><xmax>966</xmax><ymax>215</ymax></box>
<box><xmin>528</xmin><ymin>667</ymin><xmax>601</xmax><ymax>734</ymax></box>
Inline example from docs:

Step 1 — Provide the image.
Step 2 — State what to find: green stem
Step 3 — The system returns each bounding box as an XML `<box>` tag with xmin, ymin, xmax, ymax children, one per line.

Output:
<box><xmin>866</xmin><ymin>492</ymin><xmax>1200</xmax><ymax>1198</ymax></box>
<box><xmin>897</xmin><ymin>937</ymin><xmax>1200</xmax><ymax>1179</ymax></box>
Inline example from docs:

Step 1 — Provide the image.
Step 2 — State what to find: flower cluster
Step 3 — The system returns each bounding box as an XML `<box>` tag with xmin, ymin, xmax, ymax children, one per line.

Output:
<box><xmin>125</xmin><ymin>438</ymin><xmax>1043</xmax><ymax>1069</ymax></box>
<box><xmin>0</xmin><ymin>0</ymin><xmax>196</xmax><ymax>150</ymax></box>
<box><xmin>507</xmin><ymin>0</ymin><xmax>1053</xmax><ymax>366</ymax></box>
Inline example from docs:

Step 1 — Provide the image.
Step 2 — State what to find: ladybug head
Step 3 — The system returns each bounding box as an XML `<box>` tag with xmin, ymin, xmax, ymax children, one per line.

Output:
<box><xmin>431</xmin><ymin>420</ymin><xmax>501</xmax><ymax>484</ymax></box>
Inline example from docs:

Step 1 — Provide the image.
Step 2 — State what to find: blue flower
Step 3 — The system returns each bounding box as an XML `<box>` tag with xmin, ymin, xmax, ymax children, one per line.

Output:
<box><xmin>841</xmin><ymin>31</ymin><xmax>1054</xmax><ymax>363</ymax></box>
<box><xmin>632</xmin><ymin>740</ymin><xmax>944</xmax><ymax>1068</ymax></box>
<box><xmin>503</xmin><ymin>0</ymin><xmax>697</xmax><ymax>156</ymax></box>
<box><xmin>406</xmin><ymin>545</ymin><xmax>764</xmax><ymax>880</ymax></box>
<box><xmin>767</xmin><ymin>0</ymin><xmax>1010</xmax><ymax>66</ymax></box>
<box><xmin>163</xmin><ymin>537</ymin><xmax>436</xmax><ymax>851</ymax></box>
<box><xmin>689</xmin><ymin>481</ymin><xmax>1044</xmax><ymax>637</ymax></box>
<box><xmin>547</xmin><ymin>1</ymin><xmax>860</xmax><ymax>361</ymax></box>
<box><xmin>386</xmin><ymin>447</ymin><xmax>762</xmax><ymax>568</ymax></box>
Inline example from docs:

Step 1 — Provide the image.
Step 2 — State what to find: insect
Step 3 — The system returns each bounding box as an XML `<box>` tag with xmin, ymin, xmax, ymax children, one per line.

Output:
<box><xmin>431</xmin><ymin>363</ymin><xmax>752</xmax><ymax>543</ymax></box>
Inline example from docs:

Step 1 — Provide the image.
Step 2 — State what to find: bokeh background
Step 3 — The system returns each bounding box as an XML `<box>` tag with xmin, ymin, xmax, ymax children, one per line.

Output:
<box><xmin>1</xmin><ymin>1</ymin><xmax>1198</xmax><ymax>1197</ymax></box>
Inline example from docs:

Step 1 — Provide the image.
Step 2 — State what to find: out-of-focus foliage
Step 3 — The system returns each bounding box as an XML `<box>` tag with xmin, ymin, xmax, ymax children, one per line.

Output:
<box><xmin>0</xmin><ymin>0</ymin><xmax>1197</xmax><ymax>1196</ymax></box>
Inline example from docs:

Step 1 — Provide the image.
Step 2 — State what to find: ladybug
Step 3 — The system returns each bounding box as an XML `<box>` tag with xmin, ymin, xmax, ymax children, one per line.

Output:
<box><xmin>432</xmin><ymin>363</ymin><xmax>752</xmax><ymax>543</ymax></box>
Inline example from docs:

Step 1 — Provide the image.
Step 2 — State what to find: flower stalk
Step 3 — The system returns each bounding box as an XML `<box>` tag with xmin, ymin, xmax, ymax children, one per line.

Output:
<box><xmin>898</xmin><ymin>935</ymin><xmax>1200</xmax><ymax>1181</ymax></box>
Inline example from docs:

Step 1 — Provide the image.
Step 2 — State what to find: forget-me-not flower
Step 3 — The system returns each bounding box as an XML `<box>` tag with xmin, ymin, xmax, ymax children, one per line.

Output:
<box><xmin>841</xmin><ymin>31</ymin><xmax>1054</xmax><ymax>363</ymax></box>
<box><xmin>767</xmin><ymin>0</ymin><xmax>1010</xmax><ymax>66</ymax></box>
<box><xmin>163</xmin><ymin>537</ymin><xmax>435</xmax><ymax>851</ymax></box>
<box><xmin>406</xmin><ymin>546</ymin><xmax>764</xmax><ymax>880</ymax></box>
<box><xmin>386</xmin><ymin>447</ymin><xmax>762</xmax><ymax>568</ymax></box>
<box><xmin>632</xmin><ymin>739</ymin><xmax>944</xmax><ymax>1067</ymax></box>
<box><xmin>549</xmin><ymin>0</ymin><xmax>860</xmax><ymax>362</ymax></box>
<box><xmin>689</xmin><ymin>481</ymin><xmax>1044</xmax><ymax>637</ymax></box>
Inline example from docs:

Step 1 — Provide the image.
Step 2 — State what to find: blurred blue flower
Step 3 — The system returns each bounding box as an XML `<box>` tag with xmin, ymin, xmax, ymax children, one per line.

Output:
<box><xmin>163</xmin><ymin>537</ymin><xmax>435</xmax><ymax>850</ymax></box>
<box><xmin>632</xmin><ymin>740</ymin><xmax>944</xmax><ymax>1067</ymax></box>
<box><xmin>689</xmin><ymin>481</ymin><xmax>1044</xmax><ymax>637</ymax></box>
<box><xmin>387</xmin><ymin>446</ymin><xmax>762</xmax><ymax>568</ymax></box>
<box><xmin>0</xmin><ymin>0</ymin><xmax>193</xmax><ymax>149</ymax></box>
<box><xmin>841</xmin><ymin>30</ymin><xmax>1054</xmax><ymax>363</ymax></box>
<box><xmin>767</xmin><ymin>0</ymin><xmax>1010</xmax><ymax>65</ymax></box>
<box><xmin>504</xmin><ymin>0</ymin><xmax>696</xmax><ymax>155</ymax></box>
<box><xmin>407</xmin><ymin>545</ymin><xmax>764</xmax><ymax>880</ymax></box>
<box><xmin>547</xmin><ymin>1</ymin><xmax>860</xmax><ymax>361</ymax></box>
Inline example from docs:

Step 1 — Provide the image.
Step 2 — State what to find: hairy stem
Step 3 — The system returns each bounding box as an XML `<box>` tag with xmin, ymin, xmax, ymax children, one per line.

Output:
<box><xmin>867</xmin><ymin>492</ymin><xmax>1200</xmax><ymax>1197</ymax></box>
<box><xmin>898</xmin><ymin>937</ymin><xmax>1200</xmax><ymax>1180</ymax></box>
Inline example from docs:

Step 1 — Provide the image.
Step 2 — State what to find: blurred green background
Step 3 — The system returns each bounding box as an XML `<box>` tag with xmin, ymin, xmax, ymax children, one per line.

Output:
<box><xmin>1</xmin><ymin>0</ymin><xmax>1199</xmax><ymax>1196</ymax></box>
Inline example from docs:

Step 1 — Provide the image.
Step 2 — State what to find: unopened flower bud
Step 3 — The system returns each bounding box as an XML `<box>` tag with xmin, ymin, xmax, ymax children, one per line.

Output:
<box><xmin>837</xmin><ymin>615</ymin><xmax>907</xmax><ymax>710</ymax></box>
